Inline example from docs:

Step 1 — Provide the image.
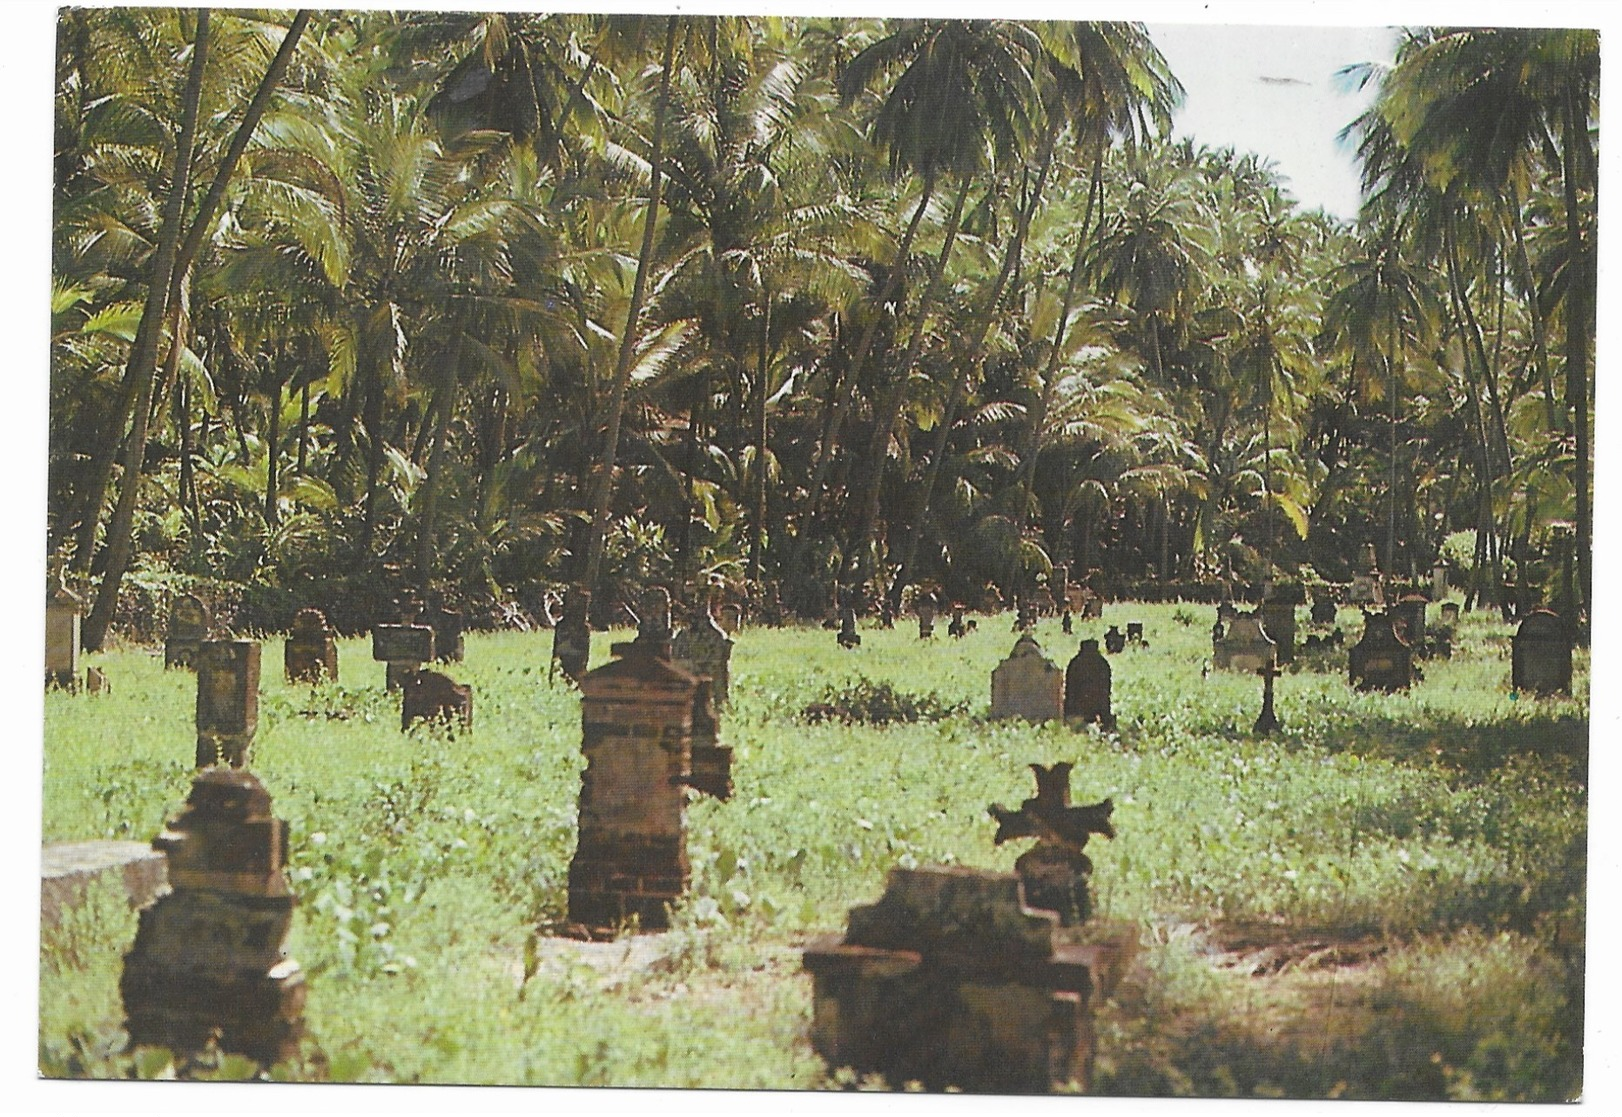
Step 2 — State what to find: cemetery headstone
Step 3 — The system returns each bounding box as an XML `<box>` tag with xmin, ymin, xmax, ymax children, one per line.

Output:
<box><xmin>1259</xmin><ymin>600</ymin><xmax>1296</xmax><ymax>664</ymax></box>
<box><xmin>1392</xmin><ymin>594</ymin><xmax>1428</xmax><ymax>649</ymax></box>
<box><xmin>1103</xmin><ymin>625</ymin><xmax>1126</xmax><ymax>654</ymax></box>
<box><xmin>917</xmin><ymin>600</ymin><xmax>936</xmax><ymax>639</ymax></box>
<box><xmin>1253</xmin><ymin>661</ymin><xmax>1282</xmax><ymax>735</ymax></box>
<box><xmin>1512</xmin><ymin>609</ymin><xmax>1572</xmax><ymax>696</ymax></box>
<box><xmin>836</xmin><ymin>604</ymin><xmax>861</xmax><ymax>649</ymax></box>
<box><xmin>1431</xmin><ymin>560</ymin><xmax>1449</xmax><ymax>602</ymax></box>
<box><xmin>1310</xmin><ymin>597</ymin><xmax>1337</xmax><ymax>626</ymax></box>
<box><xmin>1061</xmin><ymin>610</ymin><xmax>1073</xmax><ymax>636</ymax></box>
<box><xmin>1063</xmin><ymin>639</ymin><xmax>1114</xmax><ymax>730</ymax></box>
<box><xmin>988</xmin><ymin>762</ymin><xmax>1115</xmax><ymax>924</ymax></box>
<box><xmin>1082</xmin><ymin>594</ymin><xmax>1104</xmax><ymax>620</ymax></box>
<box><xmin>372</xmin><ymin>597</ymin><xmax>434</xmax><ymax>693</ymax></box>
<box><xmin>948</xmin><ymin>605</ymin><xmax>967</xmax><ymax>639</ymax></box>
<box><xmin>1015</xmin><ymin>596</ymin><xmax>1036</xmax><ymax>632</ymax></box>
<box><xmin>431</xmin><ymin>606</ymin><xmax>465</xmax><ymax>664</ymax></box>
<box><xmin>1348</xmin><ymin>611</ymin><xmax>1413</xmax><ymax>692</ymax></box>
<box><xmin>164</xmin><ymin>594</ymin><xmax>210</xmax><ymax>670</ymax></box>
<box><xmin>717</xmin><ymin>602</ymin><xmax>743</xmax><ymax>636</ymax></box>
<box><xmin>552</xmin><ymin>585</ymin><xmax>592</xmax><ymax>683</ymax></box>
<box><xmin>85</xmin><ymin>666</ymin><xmax>110</xmax><ymax>695</ymax></box>
<box><xmin>284</xmin><ymin>608</ymin><xmax>337</xmax><ymax>684</ymax></box>
<box><xmin>401</xmin><ymin>669</ymin><xmax>473</xmax><ymax>730</ymax></box>
<box><xmin>195</xmin><ymin>640</ymin><xmax>260</xmax><ymax>768</ymax></box>
<box><xmin>990</xmin><ymin>634</ymin><xmax>1064</xmax><ymax>722</ymax></box>
<box><xmin>45</xmin><ymin>571</ymin><xmax>81</xmax><ymax>691</ymax></box>
<box><xmin>1125</xmin><ymin>621</ymin><xmax>1144</xmax><ymax>645</ymax></box>
<box><xmin>1440</xmin><ymin>602</ymin><xmax>1461</xmax><ymax>625</ymax></box>
<box><xmin>1213</xmin><ymin>612</ymin><xmax>1276</xmax><ymax>673</ymax></box>
<box><xmin>566</xmin><ymin>627</ymin><xmax>726</xmax><ymax>932</ymax></box>
<box><xmin>121</xmin><ymin>768</ymin><xmax>305</xmax><ymax>1067</ymax></box>
<box><xmin>802</xmin><ymin>865</ymin><xmax>1128</xmax><ymax>1093</ymax></box>
<box><xmin>687</xmin><ymin>678</ymin><xmax>734</xmax><ymax>800</ymax></box>
<box><xmin>673</xmin><ymin>593</ymin><xmax>736</xmax><ymax>704</ymax></box>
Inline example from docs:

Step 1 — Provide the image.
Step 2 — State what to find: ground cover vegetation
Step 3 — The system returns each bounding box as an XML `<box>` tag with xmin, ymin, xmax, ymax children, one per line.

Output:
<box><xmin>40</xmin><ymin>610</ymin><xmax>1585</xmax><ymax>1097</ymax></box>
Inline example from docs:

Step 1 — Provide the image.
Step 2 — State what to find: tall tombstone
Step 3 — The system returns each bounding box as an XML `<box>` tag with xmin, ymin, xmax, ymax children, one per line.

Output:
<box><xmin>430</xmin><ymin>606</ymin><xmax>465</xmax><ymax>664</ymax></box>
<box><xmin>372</xmin><ymin>595</ymin><xmax>435</xmax><ymax>693</ymax></box>
<box><xmin>1392</xmin><ymin>594</ymin><xmax>1428</xmax><ymax>649</ymax></box>
<box><xmin>552</xmin><ymin>585</ymin><xmax>592</xmax><ymax>683</ymax></box>
<box><xmin>1512</xmin><ymin>609</ymin><xmax>1573</xmax><ymax>696</ymax></box>
<box><xmin>121</xmin><ymin>768</ymin><xmax>305</xmax><ymax>1067</ymax></box>
<box><xmin>1259</xmin><ymin>600</ymin><xmax>1296</xmax><ymax>665</ymax></box>
<box><xmin>1253</xmin><ymin>661</ymin><xmax>1282</xmax><ymax>736</ymax></box>
<box><xmin>1213</xmin><ymin>612</ymin><xmax>1276</xmax><ymax>673</ymax></box>
<box><xmin>45</xmin><ymin>572</ymin><xmax>82</xmax><ymax>691</ymax></box>
<box><xmin>164</xmin><ymin>594</ymin><xmax>211</xmax><ymax>670</ymax></box>
<box><xmin>673</xmin><ymin>592</ymin><xmax>735</xmax><ymax>706</ymax></box>
<box><xmin>917</xmin><ymin>599</ymin><xmax>937</xmax><ymax>639</ymax></box>
<box><xmin>1348</xmin><ymin>611</ymin><xmax>1413</xmax><ymax>692</ymax></box>
<box><xmin>196</xmin><ymin>640</ymin><xmax>260</xmax><ymax>768</ymax></box>
<box><xmin>567</xmin><ymin>624</ymin><xmax>727</xmax><ymax>931</ymax></box>
<box><xmin>284</xmin><ymin>608</ymin><xmax>338</xmax><ymax>684</ymax></box>
<box><xmin>1064</xmin><ymin>638</ymin><xmax>1114</xmax><ymax>729</ymax></box>
<box><xmin>990</xmin><ymin>634</ymin><xmax>1064</xmax><ymax>722</ymax></box>
<box><xmin>1350</xmin><ymin>543</ymin><xmax>1384</xmax><ymax>606</ymax></box>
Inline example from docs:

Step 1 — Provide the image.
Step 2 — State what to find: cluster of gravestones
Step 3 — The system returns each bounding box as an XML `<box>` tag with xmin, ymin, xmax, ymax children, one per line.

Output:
<box><xmin>370</xmin><ymin>589</ymin><xmax>473</xmax><ymax>730</ymax></box>
<box><xmin>987</xmin><ymin>616</ymin><xmax>1148</xmax><ymax>731</ymax></box>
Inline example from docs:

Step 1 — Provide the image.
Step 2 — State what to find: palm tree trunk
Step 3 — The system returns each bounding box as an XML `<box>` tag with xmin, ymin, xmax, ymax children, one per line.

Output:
<box><xmin>297</xmin><ymin>378</ymin><xmax>311</xmax><ymax>475</ymax></box>
<box><xmin>415</xmin><ymin>338</ymin><xmax>464</xmax><ymax>594</ymax></box>
<box><xmin>264</xmin><ymin>369</ymin><xmax>281</xmax><ymax>526</ymax></box>
<box><xmin>1562</xmin><ymin>82</ymin><xmax>1592</xmax><ymax>631</ymax></box>
<box><xmin>749</xmin><ymin>293</ymin><xmax>771</xmax><ymax>585</ymax></box>
<box><xmin>581</xmin><ymin>13</ymin><xmax>677</xmax><ymax>592</ymax></box>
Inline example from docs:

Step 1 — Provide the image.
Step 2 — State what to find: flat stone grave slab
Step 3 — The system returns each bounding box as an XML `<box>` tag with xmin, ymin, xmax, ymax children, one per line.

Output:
<box><xmin>41</xmin><ymin>840</ymin><xmax>169</xmax><ymax>929</ymax></box>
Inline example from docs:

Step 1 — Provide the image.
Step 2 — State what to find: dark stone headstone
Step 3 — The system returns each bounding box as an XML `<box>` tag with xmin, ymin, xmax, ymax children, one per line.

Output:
<box><xmin>836</xmin><ymin>604</ymin><xmax>861</xmax><ymax>649</ymax></box>
<box><xmin>1512</xmin><ymin>610</ymin><xmax>1572</xmax><ymax>696</ymax></box>
<box><xmin>1392</xmin><ymin>594</ymin><xmax>1428</xmax><ymax>648</ymax></box>
<box><xmin>431</xmin><ymin>608</ymin><xmax>465</xmax><ymax>663</ymax></box>
<box><xmin>917</xmin><ymin>600</ymin><xmax>936</xmax><ymax>639</ymax></box>
<box><xmin>1348</xmin><ymin>611</ymin><xmax>1413</xmax><ymax>692</ymax></box>
<box><xmin>164</xmin><ymin>594</ymin><xmax>210</xmax><ymax>670</ymax></box>
<box><xmin>1103</xmin><ymin>625</ymin><xmax>1126</xmax><ymax>655</ymax></box>
<box><xmin>1253</xmin><ymin>661</ymin><xmax>1282</xmax><ymax>736</ymax></box>
<box><xmin>372</xmin><ymin>620</ymin><xmax>434</xmax><ymax>691</ymax></box>
<box><xmin>1310</xmin><ymin>598</ymin><xmax>1337</xmax><ymax>626</ymax></box>
<box><xmin>1259</xmin><ymin>600</ymin><xmax>1296</xmax><ymax>665</ymax></box>
<box><xmin>1125</xmin><ymin>621</ymin><xmax>1144</xmax><ymax>645</ymax></box>
<box><xmin>673</xmin><ymin>596</ymin><xmax>736</xmax><ymax>703</ymax></box>
<box><xmin>1061</xmin><ymin>610</ymin><xmax>1073</xmax><ymax>636</ymax></box>
<box><xmin>401</xmin><ymin>669</ymin><xmax>472</xmax><ymax>730</ymax></box>
<box><xmin>948</xmin><ymin>605</ymin><xmax>967</xmax><ymax>639</ymax></box>
<box><xmin>196</xmin><ymin>640</ymin><xmax>259</xmax><ymax>768</ymax></box>
<box><xmin>1064</xmin><ymin>639</ymin><xmax>1113</xmax><ymax>729</ymax></box>
<box><xmin>284</xmin><ymin>608</ymin><xmax>337</xmax><ymax>684</ymax></box>
<box><xmin>988</xmin><ymin>762</ymin><xmax>1115</xmax><ymax>925</ymax></box>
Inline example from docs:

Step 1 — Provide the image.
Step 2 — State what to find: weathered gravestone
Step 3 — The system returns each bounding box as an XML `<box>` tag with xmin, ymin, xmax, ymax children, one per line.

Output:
<box><xmin>673</xmin><ymin>593</ymin><xmax>735</xmax><ymax>705</ymax></box>
<box><xmin>717</xmin><ymin>602</ymin><xmax>743</xmax><ymax>636</ymax></box>
<box><xmin>802</xmin><ymin>865</ymin><xmax>1130</xmax><ymax>1093</ymax></box>
<box><xmin>566</xmin><ymin>621</ymin><xmax>730</xmax><ymax>933</ymax></box>
<box><xmin>837</xmin><ymin>604</ymin><xmax>861</xmax><ymax>649</ymax></box>
<box><xmin>552</xmin><ymin>585</ymin><xmax>592</xmax><ymax>683</ymax></box>
<box><xmin>1512</xmin><ymin>609</ymin><xmax>1572</xmax><ymax>696</ymax></box>
<box><xmin>948</xmin><ymin>605</ymin><xmax>967</xmax><ymax>639</ymax></box>
<box><xmin>1061</xmin><ymin>610</ymin><xmax>1074</xmax><ymax>636</ymax></box>
<box><xmin>1259</xmin><ymin>600</ymin><xmax>1296</xmax><ymax>665</ymax></box>
<box><xmin>121</xmin><ymin>768</ymin><xmax>305</xmax><ymax>1067</ymax></box>
<box><xmin>988</xmin><ymin>762</ymin><xmax>1115</xmax><ymax>924</ymax></box>
<box><xmin>1350</xmin><ymin>544</ymin><xmax>1384</xmax><ymax>606</ymax></box>
<box><xmin>1213</xmin><ymin>612</ymin><xmax>1276</xmax><ymax>674</ymax></box>
<box><xmin>1431</xmin><ymin>560</ymin><xmax>1449</xmax><ymax>602</ymax></box>
<box><xmin>1392</xmin><ymin>594</ymin><xmax>1428</xmax><ymax>649</ymax></box>
<box><xmin>687</xmin><ymin>678</ymin><xmax>733</xmax><ymax>800</ymax></box>
<box><xmin>1125</xmin><ymin>621</ymin><xmax>1144</xmax><ymax>645</ymax></box>
<box><xmin>1103</xmin><ymin>625</ymin><xmax>1126</xmax><ymax>655</ymax></box>
<box><xmin>196</xmin><ymin>640</ymin><xmax>259</xmax><ymax>768</ymax></box>
<box><xmin>1082</xmin><ymin>594</ymin><xmax>1104</xmax><ymax>620</ymax></box>
<box><xmin>372</xmin><ymin>603</ymin><xmax>434</xmax><ymax>693</ymax></box>
<box><xmin>990</xmin><ymin>634</ymin><xmax>1064</xmax><ymax>722</ymax></box>
<box><xmin>1440</xmin><ymin>602</ymin><xmax>1461</xmax><ymax>626</ymax></box>
<box><xmin>917</xmin><ymin>599</ymin><xmax>937</xmax><ymax>639</ymax></box>
<box><xmin>284</xmin><ymin>608</ymin><xmax>337</xmax><ymax>684</ymax></box>
<box><xmin>1348</xmin><ymin>611</ymin><xmax>1412</xmax><ymax>692</ymax></box>
<box><xmin>1063</xmin><ymin>639</ymin><xmax>1114</xmax><ymax>730</ymax></box>
<box><xmin>164</xmin><ymin>594</ymin><xmax>210</xmax><ymax>670</ymax></box>
<box><xmin>1310</xmin><ymin>597</ymin><xmax>1337</xmax><ymax>626</ymax></box>
<box><xmin>401</xmin><ymin>670</ymin><xmax>473</xmax><ymax>730</ymax></box>
<box><xmin>430</xmin><ymin>606</ymin><xmax>465</xmax><ymax>664</ymax></box>
<box><xmin>45</xmin><ymin>572</ymin><xmax>81</xmax><ymax>691</ymax></box>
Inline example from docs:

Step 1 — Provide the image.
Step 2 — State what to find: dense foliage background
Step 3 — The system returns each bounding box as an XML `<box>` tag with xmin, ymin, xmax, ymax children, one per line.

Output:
<box><xmin>49</xmin><ymin>11</ymin><xmax>1597</xmax><ymax>639</ymax></box>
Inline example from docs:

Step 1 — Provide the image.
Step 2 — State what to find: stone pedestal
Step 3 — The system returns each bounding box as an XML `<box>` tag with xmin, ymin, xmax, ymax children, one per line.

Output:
<box><xmin>164</xmin><ymin>594</ymin><xmax>210</xmax><ymax>670</ymax></box>
<box><xmin>284</xmin><ymin>608</ymin><xmax>338</xmax><ymax>684</ymax></box>
<box><xmin>401</xmin><ymin>670</ymin><xmax>473</xmax><ymax>730</ymax></box>
<box><xmin>990</xmin><ymin>635</ymin><xmax>1063</xmax><ymax>722</ymax></box>
<box><xmin>803</xmin><ymin>867</ymin><xmax>1122</xmax><ymax>1093</ymax></box>
<box><xmin>121</xmin><ymin>769</ymin><xmax>305</xmax><ymax>1067</ymax></box>
<box><xmin>196</xmin><ymin>640</ymin><xmax>260</xmax><ymax>768</ymax></box>
<box><xmin>1512</xmin><ymin>610</ymin><xmax>1572</xmax><ymax>696</ymax></box>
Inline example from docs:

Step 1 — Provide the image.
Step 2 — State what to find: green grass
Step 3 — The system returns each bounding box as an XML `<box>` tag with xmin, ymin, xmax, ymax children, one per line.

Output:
<box><xmin>39</xmin><ymin>603</ymin><xmax>1586</xmax><ymax>1098</ymax></box>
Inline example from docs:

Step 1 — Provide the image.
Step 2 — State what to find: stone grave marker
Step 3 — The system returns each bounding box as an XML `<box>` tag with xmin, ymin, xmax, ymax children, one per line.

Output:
<box><xmin>1082</xmin><ymin>594</ymin><xmax>1104</xmax><ymax>620</ymax></box>
<box><xmin>284</xmin><ymin>607</ymin><xmax>337</xmax><ymax>684</ymax></box>
<box><xmin>1213</xmin><ymin>612</ymin><xmax>1276</xmax><ymax>673</ymax></box>
<box><xmin>1253</xmin><ymin>661</ymin><xmax>1282</xmax><ymax>735</ymax></box>
<box><xmin>1310</xmin><ymin>597</ymin><xmax>1337</xmax><ymax>625</ymax></box>
<box><xmin>45</xmin><ymin>572</ymin><xmax>81</xmax><ymax>691</ymax></box>
<box><xmin>1061</xmin><ymin>610</ymin><xmax>1073</xmax><ymax>636</ymax></box>
<box><xmin>1348</xmin><ymin>611</ymin><xmax>1412</xmax><ymax>692</ymax></box>
<box><xmin>687</xmin><ymin>678</ymin><xmax>734</xmax><ymax>800</ymax></box>
<box><xmin>717</xmin><ymin>602</ymin><xmax>743</xmax><ymax>636</ymax></box>
<box><xmin>917</xmin><ymin>599</ymin><xmax>937</xmax><ymax>639</ymax></box>
<box><xmin>431</xmin><ymin>606</ymin><xmax>465</xmax><ymax>663</ymax></box>
<box><xmin>988</xmin><ymin>762</ymin><xmax>1115</xmax><ymax>924</ymax></box>
<box><xmin>1512</xmin><ymin>609</ymin><xmax>1572</xmax><ymax>696</ymax></box>
<box><xmin>552</xmin><ymin>585</ymin><xmax>592</xmax><ymax>683</ymax></box>
<box><xmin>836</xmin><ymin>603</ymin><xmax>860</xmax><ymax>648</ymax></box>
<box><xmin>41</xmin><ymin>840</ymin><xmax>168</xmax><ymax>931</ymax></box>
<box><xmin>566</xmin><ymin>621</ymin><xmax>727</xmax><ymax>932</ymax></box>
<box><xmin>673</xmin><ymin>593</ymin><xmax>735</xmax><ymax>705</ymax></box>
<box><xmin>1063</xmin><ymin>638</ymin><xmax>1114</xmax><ymax>730</ymax></box>
<box><xmin>1125</xmin><ymin>621</ymin><xmax>1144</xmax><ymax>645</ymax></box>
<box><xmin>372</xmin><ymin>597</ymin><xmax>434</xmax><ymax>692</ymax></box>
<box><xmin>85</xmin><ymin>666</ymin><xmax>110</xmax><ymax>695</ymax></box>
<box><xmin>802</xmin><ymin>865</ymin><xmax>1130</xmax><ymax>1093</ymax></box>
<box><xmin>1259</xmin><ymin>600</ymin><xmax>1296</xmax><ymax>665</ymax></box>
<box><xmin>121</xmin><ymin>768</ymin><xmax>305</xmax><ymax>1067</ymax></box>
<box><xmin>1431</xmin><ymin>560</ymin><xmax>1449</xmax><ymax>601</ymax></box>
<box><xmin>401</xmin><ymin>669</ymin><xmax>473</xmax><ymax>730</ymax></box>
<box><xmin>948</xmin><ymin>604</ymin><xmax>967</xmax><ymax>639</ymax></box>
<box><xmin>990</xmin><ymin>634</ymin><xmax>1064</xmax><ymax>722</ymax></box>
<box><xmin>195</xmin><ymin>639</ymin><xmax>260</xmax><ymax>768</ymax></box>
<box><xmin>1015</xmin><ymin>595</ymin><xmax>1037</xmax><ymax>632</ymax></box>
<box><xmin>1103</xmin><ymin>625</ymin><xmax>1126</xmax><ymax>654</ymax></box>
<box><xmin>1440</xmin><ymin>602</ymin><xmax>1461</xmax><ymax>625</ymax></box>
<box><xmin>1392</xmin><ymin>594</ymin><xmax>1428</xmax><ymax>649</ymax></box>
<box><xmin>164</xmin><ymin>594</ymin><xmax>210</xmax><ymax>670</ymax></box>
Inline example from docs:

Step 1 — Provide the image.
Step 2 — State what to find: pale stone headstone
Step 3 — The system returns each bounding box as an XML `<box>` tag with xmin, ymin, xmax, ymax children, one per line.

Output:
<box><xmin>673</xmin><ymin>598</ymin><xmax>735</xmax><ymax>705</ymax></box>
<box><xmin>195</xmin><ymin>640</ymin><xmax>260</xmax><ymax>768</ymax></box>
<box><xmin>284</xmin><ymin>608</ymin><xmax>337</xmax><ymax>684</ymax></box>
<box><xmin>1064</xmin><ymin>638</ymin><xmax>1113</xmax><ymax>729</ymax></box>
<box><xmin>1348</xmin><ymin>611</ymin><xmax>1412</xmax><ymax>692</ymax></box>
<box><xmin>45</xmin><ymin>577</ymin><xmax>82</xmax><ymax>691</ymax></box>
<box><xmin>1440</xmin><ymin>602</ymin><xmax>1461</xmax><ymax>626</ymax></box>
<box><xmin>164</xmin><ymin>594</ymin><xmax>211</xmax><ymax>670</ymax></box>
<box><xmin>1512</xmin><ymin>609</ymin><xmax>1572</xmax><ymax>696</ymax></box>
<box><xmin>121</xmin><ymin>768</ymin><xmax>305</xmax><ymax>1066</ymax></box>
<box><xmin>41</xmin><ymin>840</ymin><xmax>168</xmax><ymax>930</ymax></box>
<box><xmin>1213</xmin><ymin>612</ymin><xmax>1276</xmax><ymax>673</ymax></box>
<box><xmin>990</xmin><ymin>634</ymin><xmax>1063</xmax><ymax>722</ymax></box>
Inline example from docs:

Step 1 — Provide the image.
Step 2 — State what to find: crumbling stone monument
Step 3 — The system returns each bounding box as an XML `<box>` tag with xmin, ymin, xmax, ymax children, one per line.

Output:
<box><xmin>1512</xmin><ymin>609</ymin><xmax>1573</xmax><ymax>696</ymax></box>
<box><xmin>401</xmin><ymin>669</ymin><xmax>473</xmax><ymax>730</ymax></box>
<box><xmin>988</xmin><ymin>762</ymin><xmax>1115</xmax><ymax>925</ymax></box>
<box><xmin>1348</xmin><ymin>610</ymin><xmax>1413</xmax><ymax>692</ymax></box>
<box><xmin>566</xmin><ymin>615</ymin><xmax>730</xmax><ymax>933</ymax></box>
<box><xmin>803</xmin><ymin>864</ymin><xmax>1122</xmax><ymax>1093</ymax></box>
<box><xmin>284</xmin><ymin>608</ymin><xmax>337</xmax><ymax>684</ymax></box>
<box><xmin>431</xmin><ymin>605</ymin><xmax>465</xmax><ymax>664</ymax></box>
<box><xmin>552</xmin><ymin>584</ymin><xmax>592</xmax><ymax>683</ymax></box>
<box><xmin>917</xmin><ymin>599</ymin><xmax>937</xmax><ymax>639</ymax></box>
<box><xmin>121</xmin><ymin>768</ymin><xmax>306</xmax><ymax>1067</ymax></box>
<box><xmin>948</xmin><ymin>605</ymin><xmax>967</xmax><ymax>639</ymax></box>
<box><xmin>990</xmin><ymin>634</ymin><xmax>1063</xmax><ymax>722</ymax></box>
<box><xmin>1064</xmin><ymin>639</ymin><xmax>1114</xmax><ymax>730</ymax></box>
<box><xmin>372</xmin><ymin>593</ymin><xmax>435</xmax><ymax>692</ymax></box>
<box><xmin>45</xmin><ymin>568</ymin><xmax>81</xmax><ymax>691</ymax></box>
<box><xmin>164</xmin><ymin>594</ymin><xmax>211</xmax><ymax>670</ymax></box>
<box><xmin>195</xmin><ymin>640</ymin><xmax>260</xmax><ymax>768</ymax></box>
<box><xmin>673</xmin><ymin>591</ymin><xmax>735</xmax><ymax>705</ymax></box>
<box><xmin>1213</xmin><ymin>612</ymin><xmax>1276</xmax><ymax>673</ymax></box>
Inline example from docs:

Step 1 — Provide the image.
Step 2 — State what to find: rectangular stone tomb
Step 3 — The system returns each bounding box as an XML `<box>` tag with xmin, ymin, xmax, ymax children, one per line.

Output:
<box><xmin>41</xmin><ymin>840</ymin><xmax>169</xmax><ymax>930</ymax></box>
<box><xmin>45</xmin><ymin>599</ymin><xmax>81</xmax><ymax>689</ymax></box>
<box><xmin>990</xmin><ymin>635</ymin><xmax>1064</xmax><ymax>722</ymax></box>
<box><xmin>803</xmin><ymin>866</ymin><xmax>1125</xmax><ymax>1093</ymax></box>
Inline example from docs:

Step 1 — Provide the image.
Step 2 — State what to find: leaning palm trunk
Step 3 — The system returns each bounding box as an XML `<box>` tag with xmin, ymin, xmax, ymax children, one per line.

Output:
<box><xmin>580</xmin><ymin>14</ymin><xmax>677</xmax><ymax>594</ymax></box>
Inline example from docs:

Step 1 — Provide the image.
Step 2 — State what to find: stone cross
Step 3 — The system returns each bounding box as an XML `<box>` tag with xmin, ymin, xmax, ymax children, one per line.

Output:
<box><xmin>45</xmin><ymin>571</ymin><xmax>82</xmax><ymax>691</ymax></box>
<box><xmin>1253</xmin><ymin>659</ymin><xmax>1282</xmax><ymax>736</ymax></box>
<box><xmin>1348</xmin><ymin>610</ymin><xmax>1413</xmax><ymax>692</ymax></box>
<box><xmin>164</xmin><ymin>594</ymin><xmax>211</xmax><ymax>670</ymax></box>
<box><xmin>673</xmin><ymin>593</ymin><xmax>736</xmax><ymax>705</ymax></box>
<box><xmin>284</xmin><ymin>608</ymin><xmax>337</xmax><ymax>684</ymax></box>
<box><xmin>121</xmin><ymin>768</ymin><xmax>305</xmax><ymax>1066</ymax></box>
<box><xmin>551</xmin><ymin>585</ymin><xmax>592</xmax><ymax>682</ymax></box>
<box><xmin>195</xmin><ymin>640</ymin><xmax>260</xmax><ymax>768</ymax></box>
<box><xmin>1511</xmin><ymin>609</ymin><xmax>1572</xmax><ymax>696</ymax></box>
<box><xmin>1063</xmin><ymin>638</ymin><xmax>1114</xmax><ymax>730</ymax></box>
<box><xmin>988</xmin><ymin>762</ymin><xmax>1115</xmax><ymax>923</ymax></box>
<box><xmin>990</xmin><ymin>634</ymin><xmax>1063</xmax><ymax>722</ymax></box>
<box><xmin>1015</xmin><ymin>596</ymin><xmax>1036</xmax><ymax>632</ymax></box>
<box><xmin>372</xmin><ymin>596</ymin><xmax>435</xmax><ymax>692</ymax></box>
